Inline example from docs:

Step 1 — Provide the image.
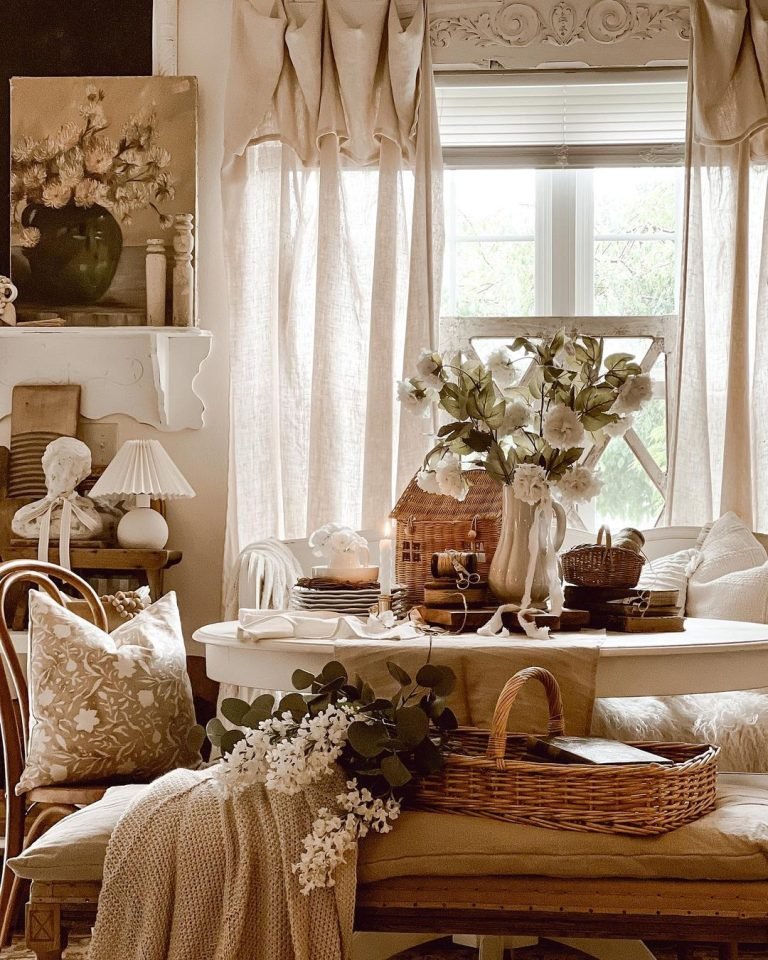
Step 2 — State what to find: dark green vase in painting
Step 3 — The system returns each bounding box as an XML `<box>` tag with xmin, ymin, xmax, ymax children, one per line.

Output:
<box><xmin>20</xmin><ymin>201</ymin><xmax>123</xmax><ymax>305</ymax></box>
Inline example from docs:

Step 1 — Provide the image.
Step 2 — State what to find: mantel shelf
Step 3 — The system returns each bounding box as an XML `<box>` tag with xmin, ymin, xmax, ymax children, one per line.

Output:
<box><xmin>0</xmin><ymin>326</ymin><xmax>212</xmax><ymax>431</ymax></box>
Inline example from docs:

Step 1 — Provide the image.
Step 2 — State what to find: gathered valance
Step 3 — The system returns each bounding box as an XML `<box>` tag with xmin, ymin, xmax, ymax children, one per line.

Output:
<box><xmin>691</xmin><ymin>0</ymin><xmax>768</xmax><ymax>155</ymax></box>
<box><xmin>224</xmin><ymin>0</ymin><xmax>428</xmax><ymax>165</ymax></box>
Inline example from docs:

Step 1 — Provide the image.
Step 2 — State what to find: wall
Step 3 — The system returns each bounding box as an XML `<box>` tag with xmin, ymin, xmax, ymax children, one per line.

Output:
<box><xmin>0</xmin><ymin>0</ymin><xmax>233</xmax><ymax>649</ymax></box>
<box><xmin>111</xmin><ymin>0</ymin><xmax>233</xmax><ymax>648</ymax></box>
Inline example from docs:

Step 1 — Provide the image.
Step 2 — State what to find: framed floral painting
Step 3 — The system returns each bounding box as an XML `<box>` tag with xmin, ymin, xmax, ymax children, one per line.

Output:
<box><xmin>10</xmin><ymin>75</ymin><xmax>197</xmax><ymax>325</ymax></box>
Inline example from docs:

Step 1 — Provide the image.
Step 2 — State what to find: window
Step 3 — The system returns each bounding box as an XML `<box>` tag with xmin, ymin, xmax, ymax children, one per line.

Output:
<box><xmin>437</xmin><ymin>70</ymin><xmax>687</xmax><ymax>530</ymax></box>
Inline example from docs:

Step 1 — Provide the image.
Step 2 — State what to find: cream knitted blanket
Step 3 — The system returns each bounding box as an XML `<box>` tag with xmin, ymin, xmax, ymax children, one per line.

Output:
<box><xmin>88</xmin><ymin>767</ymin><xmax>356</xmax><ymax>960</ymax></box>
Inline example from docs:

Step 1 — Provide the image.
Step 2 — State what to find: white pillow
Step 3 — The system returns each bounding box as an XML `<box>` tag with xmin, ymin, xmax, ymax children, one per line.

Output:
<box><xmin>690</xmin><ymin>512</ymin><xmax>767</xmax><ymax>586</ymax></box>
<box><xmin>687</xmin><ymin>562</ymin><xmax>768</xmax><ymax>622</ymax></box>
<box><xmin>636</xmin><ymin>548</ymin><xmax>700</xmax><ymax>611</ymax></box>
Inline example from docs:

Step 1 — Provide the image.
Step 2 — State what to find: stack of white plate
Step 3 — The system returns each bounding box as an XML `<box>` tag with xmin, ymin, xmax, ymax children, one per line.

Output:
<box><xmin>291</xmin><ymin>583</ymin><xmax>409</xmax><ymax>618</ymax></box>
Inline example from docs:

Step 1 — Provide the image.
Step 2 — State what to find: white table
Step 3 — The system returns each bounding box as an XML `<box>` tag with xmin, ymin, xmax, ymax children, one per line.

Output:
<box><xmin>193</xmin><ymin>617</ymin><xmax>768</xmax><ymax>960</ymax></box>
<box><xmin>193</xmin><ymin>617</ymin><xmax>768</xmax><ymax>699</ymax></box>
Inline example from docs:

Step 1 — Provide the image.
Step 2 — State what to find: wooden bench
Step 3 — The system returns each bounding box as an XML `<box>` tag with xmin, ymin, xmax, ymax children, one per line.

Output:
<box><xmin>10</xmin><ymin>775</ymin><xmax>768</xmax><ymax>960</ymax></box>
<box><xmin>17</xmin><ymin>874</ymin><xmax>768</xmax><ymax>959</ymax></box>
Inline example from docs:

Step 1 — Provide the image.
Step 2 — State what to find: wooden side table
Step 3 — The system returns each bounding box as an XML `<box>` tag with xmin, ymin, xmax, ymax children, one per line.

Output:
<box><xmin>0</xmin><ymin>545</ymin><xmax>182</xmax><ymax>600</ymax></box>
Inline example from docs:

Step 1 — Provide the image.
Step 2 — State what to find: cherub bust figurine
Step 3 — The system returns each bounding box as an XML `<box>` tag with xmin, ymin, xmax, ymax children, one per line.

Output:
<box><xmin>0</xmin><ymin>276</ymin><xmax>17</xmax><ymax>326</ymax></box>
<box><xmin>12</xmin><ymin>438</ymin><xmax>103</xmax><ymax>565</ymax></box>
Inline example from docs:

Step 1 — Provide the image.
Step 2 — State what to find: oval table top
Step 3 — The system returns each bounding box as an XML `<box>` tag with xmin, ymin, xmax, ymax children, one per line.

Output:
<box><xmin>193</xmin><ymin>617</ymin><xmax>768</xmax><ymax>699</ymax></box>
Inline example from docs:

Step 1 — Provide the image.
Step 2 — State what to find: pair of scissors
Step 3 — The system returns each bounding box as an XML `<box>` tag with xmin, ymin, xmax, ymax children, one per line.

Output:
<box><xmin>448</xmin><ymin>552</ymin><xmax>481</xmax><ymax>590</ymax></box>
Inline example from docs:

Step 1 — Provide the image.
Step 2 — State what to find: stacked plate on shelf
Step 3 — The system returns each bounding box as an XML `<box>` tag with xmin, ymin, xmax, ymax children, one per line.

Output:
<box><xmin>290</xmin><ymin>582</ymin><xmax>409</xmax><ymax>619</ymax></box>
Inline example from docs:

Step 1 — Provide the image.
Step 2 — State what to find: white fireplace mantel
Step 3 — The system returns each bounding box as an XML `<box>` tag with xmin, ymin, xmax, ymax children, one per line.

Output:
<box><xmin>0</xmin><ymin>327</ymin><xmax>213</xmax><ymax>431</ymax></box>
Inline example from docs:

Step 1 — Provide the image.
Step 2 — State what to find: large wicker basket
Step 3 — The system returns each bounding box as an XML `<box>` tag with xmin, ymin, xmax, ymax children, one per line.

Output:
<box><xmin>391</xmin><ymin>470</ymin><xmax>502</xmax><ymax>608</ymax></box>
<box><xmin>412</xmin><ymin>667</ymin><xmax>719</xmax><ymax>836</ymax></box>
<box><xmin>561</xmin><ymin>525</ymin><xmax>644</xmax><ymax>589</ymax></box>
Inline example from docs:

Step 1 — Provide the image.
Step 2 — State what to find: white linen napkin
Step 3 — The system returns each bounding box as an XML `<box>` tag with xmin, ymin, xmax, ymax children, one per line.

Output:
<box><xmin>238</xmin><ymin>609</ymin><xmax>421</xmax><ymax>642</ymax></box>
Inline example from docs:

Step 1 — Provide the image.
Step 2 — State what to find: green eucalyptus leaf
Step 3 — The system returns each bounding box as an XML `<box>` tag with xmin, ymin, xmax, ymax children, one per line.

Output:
<box><xmin>414</xmin><ymin>736</ymin><xmax>444</xmax><ymax>775</ymax></box>
<box><xmin>360</xmin><ymin>698</ymin><xmax>395</xmax><ymax>715</ymax></box>
<box><xmin>415</xmin><ymin>663</ymin><xmax>443</xmax><ymax>688</ymax></box>
<box><xmin>348</xmin><ymin>720</ymin><xmax>387</xmax><ymax>758</ymax></box>
<box><xmin>319</xmin><ymin>661</ymin><xmax>348</xmax><ymax>684</ymax></box>
<box><xmin>292</xmin><ymin>669</ymin><xmax>316</xmax><ymax>690</ymax></box>
<box><xmin>307</xmin><ymin>694</ymin><xmax>331</xmax><ymax>716</ymax></box>
<box><xmin>187</xmin><ymin>724</ymin><xmax>206</xmax><ymax>754</ymax></box>
<box><xmin>220</xmin><ymin>729</ymin><xmax>245</xmax><ymax>756</ymax></box>
<box><xmin>436</xmin><ymin>706</ymin><xmax>458</xmax><ymax>731</ymax></box>
<box><xmin>361</xmin><ymin>681</ymin><xmax>375</xmax><ymax>704</ymax></box>
<box><xmin>278</xmin><ymin>693</ymin><xmax>307</xmax><ymax>719</ymax></box>
<box><xmin>206</xmin><ymin>717</ymin><xmax>227</xmax><ymax>745</ymax></box>
<box><xmin>395</xmin><ymin>705</ymin><xmax>429</xmax><ymax>748</ymax></box>
<box><xmin>386</xmin><ymin>661</ymin><xmax>412</xmax><ymax>687</ymax></box>
<box><xmin>318</xmin><ymin>675</ymin><xmax>347</xmax><ymax>694</ymax></box>
<box><xmin>220</xmin><ymin>697</ymin><xmax>251</xmax><ymax>726</ymax></box>
<box><xmin>250</xmin><ymin>693</ymin><xmax>276</xmax><ymax>713</ymax></box>
<box><xmin>381</xmin><ymin>754</ymin><xmax>413</xmax><ymax>787</ymax></box>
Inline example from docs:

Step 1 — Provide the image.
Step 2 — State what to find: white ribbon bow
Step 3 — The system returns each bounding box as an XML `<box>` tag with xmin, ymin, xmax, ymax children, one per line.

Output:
<box><xmin>25</xmin><ymin>494</ymin><xmax>101</xmax><ymax>571</ymax></box>
<box><xmin>479</xmin><ymin>494</ymin><xmax>564</xmax><ymax>641</ymax></box>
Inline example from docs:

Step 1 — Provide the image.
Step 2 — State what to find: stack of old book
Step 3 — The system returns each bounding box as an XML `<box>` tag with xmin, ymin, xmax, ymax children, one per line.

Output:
<box><xmin>563</xmin><ymin>584</ymin><xmax>684</xmax><ymax>632</ymax></box>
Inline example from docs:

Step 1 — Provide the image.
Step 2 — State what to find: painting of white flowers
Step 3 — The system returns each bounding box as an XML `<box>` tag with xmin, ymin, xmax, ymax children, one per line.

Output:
<box><xmin>10</xmin><ymin>76</ymin><xmax>197</xmax><ymax>324</ymax></box>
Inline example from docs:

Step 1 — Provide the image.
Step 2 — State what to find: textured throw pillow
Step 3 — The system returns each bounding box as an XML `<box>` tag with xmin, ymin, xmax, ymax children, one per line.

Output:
<box><xmin>19</xmin><ymin>590</ymin><xmax>200</xmax><ymax>794</ymax></box>
<box><xmin>687</xmin><ymin>562</ymin><xmax>768</xmax><ymax>622</ymax></box>
<box><xmin>690</xmin><ymin>512</ymin><xmax>767</xmax><ymax>586</ymax></box>
<box><xmin>636</xmin><ymin>548</ymin><xmax>700</xmax><ymax>612</ymax></box>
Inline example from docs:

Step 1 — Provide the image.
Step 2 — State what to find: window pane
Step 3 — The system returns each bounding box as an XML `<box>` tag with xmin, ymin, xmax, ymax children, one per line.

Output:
<box><xmin>452</xmin><ymin>169</ymin><xmax>536</xmax><ymax>237</ymax></box>
<box><xmin>593</xmin><ymin>166</ymin><xmax>683</xmax><ymax>316</ymax></box>
<box><xmin>592</xmin><ymin>441</ymin><xmax>664</xmax><ymax>531</ymax></box>
<box><xmin>455</xmin><ymin>241</ymin><xmax>535</xmax><ymax>316</ymax></box>
<box><xmin>594</xmin><ymin>239</ymin><xmax>678</xmax><ymax>314</ymax></box>
<box><xmin>443</xmin><ymin>168</ymin><xmax>536</xmax><ymax>317</ymax></box>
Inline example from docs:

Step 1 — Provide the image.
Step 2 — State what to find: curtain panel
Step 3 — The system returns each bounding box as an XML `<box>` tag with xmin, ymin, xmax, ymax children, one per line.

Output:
<box><xmin>221</xmin><ymin>0</ymin><xmax>443</xmax><ymax>571</ymax></box>
<box><xmin>668</xmin><ymin>0</ymin><xmax>768</xmax><ymax>527</ymax></box>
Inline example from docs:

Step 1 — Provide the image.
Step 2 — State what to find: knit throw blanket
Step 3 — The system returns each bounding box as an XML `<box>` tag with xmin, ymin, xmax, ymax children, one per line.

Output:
<box><xmin>88</xmin><ymin>767</ymin><xmax>356</xmax><ymax>960</ymax></box>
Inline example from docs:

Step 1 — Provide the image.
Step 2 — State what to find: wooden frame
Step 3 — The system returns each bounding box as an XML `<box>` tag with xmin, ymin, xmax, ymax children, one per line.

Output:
<box><xmin>21</xmin><ymin>876</ymin><xmax>765</xmax><ymax>959</ymax></box>
<box><xmin>153</xmin><ymin>0</ymin><xmax>178</xmax><ymax>75</ymax></box>
<box><xmin>0</xmin><ymin>562</ymin><xmax>111</xmax><ymax>946</ymax></box>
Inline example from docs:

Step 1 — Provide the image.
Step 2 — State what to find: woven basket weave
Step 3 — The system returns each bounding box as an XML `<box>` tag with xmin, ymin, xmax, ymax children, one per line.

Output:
<box><xmin>391</xmin><ymin>471</ymin><xmax>501</xmax><ymax>608</ymax></box>
<box><xmin>411</xmin><ymin>667</ymin><xmax>719</xmax><ymax>836</ymax></box>
<box><xmin>561</xmin><ymin>525</ymin><xmax>644</xmax><ymax>589</ymax></box>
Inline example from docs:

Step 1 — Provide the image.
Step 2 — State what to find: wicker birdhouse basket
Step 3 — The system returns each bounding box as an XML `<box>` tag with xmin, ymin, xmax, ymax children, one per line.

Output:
<box><xmin>390</xmin><ymin>470</ymin><xmax>502</xmax><ymax>608</ymax></box>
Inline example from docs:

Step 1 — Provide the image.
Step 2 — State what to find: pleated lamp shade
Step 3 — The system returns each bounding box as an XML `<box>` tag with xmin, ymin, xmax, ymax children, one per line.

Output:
<box><xmin>90</xmin><ymin>441</ymin><xmax>194</xmax><ymax>550</ymax></box>
<box><xmin>91</xmin><ymin>440</ymin><xmax>195</xmax><ymax>500</ymax></box>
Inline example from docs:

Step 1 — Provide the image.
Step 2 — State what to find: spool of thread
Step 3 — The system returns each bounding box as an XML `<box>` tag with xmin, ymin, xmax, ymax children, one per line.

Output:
<box><xmin>430</xmin><ymin>551</ymin><xmax>478</xmax><ymax>580</ymax></box>
<box><xmin>614</xmin><ymin>527</ymin><xmax>645</xmax><ymax>554</ymax></box>
<box><xmin>423</xmin><ymin>578</ymin><xmax>488</xmax><ymax>608</ymax></box>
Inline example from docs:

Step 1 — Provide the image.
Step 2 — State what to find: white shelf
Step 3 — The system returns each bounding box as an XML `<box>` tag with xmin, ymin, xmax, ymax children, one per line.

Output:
<box><xmin>0</xmin><ymin>326</ymin><xmax>212</xmax><ymax>431</ymax></box>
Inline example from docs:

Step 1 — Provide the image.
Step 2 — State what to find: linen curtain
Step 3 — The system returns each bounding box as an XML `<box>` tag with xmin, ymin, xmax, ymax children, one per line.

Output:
<box><xmin>667</xmin><ymin>0</ymin><xmax>768</xmax><ymax>527</ymax></box>
<box><xmin>221</xmin><ymin>0</ymin><xmax>443</xmax><ymax>574</ymax></box>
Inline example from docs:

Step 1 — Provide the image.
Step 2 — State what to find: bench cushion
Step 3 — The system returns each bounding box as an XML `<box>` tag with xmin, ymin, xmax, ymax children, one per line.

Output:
<box><xmin>10</xmin><ymin>775</ymin><xmax>768</xmax><ymax>885</ymax></box>
<box><xmin>360</xmin><ymin>774</ymin><xmax>768</xmax><ymax>884</ymax></box>
<box><xmin>8</xmin><ymin>784</ymin><xmax>147</xmax><ymax>882</ymax></box>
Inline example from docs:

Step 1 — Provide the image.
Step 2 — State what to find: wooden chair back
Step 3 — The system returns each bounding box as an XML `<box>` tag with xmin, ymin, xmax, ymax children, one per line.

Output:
<box><xmin>0</xmin><ymin>560</ymin><xmax>107</xmax><ymax>798</ymax></box>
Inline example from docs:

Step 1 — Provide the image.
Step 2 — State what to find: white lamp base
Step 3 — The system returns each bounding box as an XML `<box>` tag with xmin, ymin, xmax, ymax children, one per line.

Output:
<box><xmin>116</xmin><ymin>506</ymin><xmax>169</xmax><ymax>550</ymax></box>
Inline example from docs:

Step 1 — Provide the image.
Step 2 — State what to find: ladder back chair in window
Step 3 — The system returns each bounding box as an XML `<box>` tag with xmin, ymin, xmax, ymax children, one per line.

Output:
<box><xmin>0</xmin><ymin>560</ymin><xmax>110</xmax><ymax>944</ymax></box>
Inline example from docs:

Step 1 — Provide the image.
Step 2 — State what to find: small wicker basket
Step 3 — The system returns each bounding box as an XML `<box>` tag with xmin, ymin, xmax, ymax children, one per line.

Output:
<box><xmin>412</xmin><ymin>667</ymin><xmax>719</xmax><ymax>836</ymax></box>
<box><xmin>561</xmin><ymin>525</ymin><xmax>644</xmax><ymax>589</ymax></box>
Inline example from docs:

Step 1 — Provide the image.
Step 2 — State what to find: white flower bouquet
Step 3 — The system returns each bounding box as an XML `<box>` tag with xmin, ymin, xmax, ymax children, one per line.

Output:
<box><xmin>11</xmin><ymin>85</ymin><xmax>176</xmax><ymax>247</ymax></box>
<box><xmin>398</xmin><ymin>332</ymin><xmax>652</xmax><ymax>508</ymax></box>
<box><xmin>196</xmin><ymin>659</ymin><xmax>457</xmax><ymax>894</ymax></box>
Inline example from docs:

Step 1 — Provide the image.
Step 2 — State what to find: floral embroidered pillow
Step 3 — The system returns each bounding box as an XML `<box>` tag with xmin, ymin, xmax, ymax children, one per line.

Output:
<box><xmin>18</xmin><ymin>590</ymin><xmax>200</xmax><ymax>794</ymax></box>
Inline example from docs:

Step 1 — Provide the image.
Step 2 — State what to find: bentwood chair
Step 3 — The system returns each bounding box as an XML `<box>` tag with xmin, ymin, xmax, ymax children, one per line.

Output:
<box><xmin>0</xmin><ymin>559</ymin><xmax>111</xmax><ymax>945</ymax></box>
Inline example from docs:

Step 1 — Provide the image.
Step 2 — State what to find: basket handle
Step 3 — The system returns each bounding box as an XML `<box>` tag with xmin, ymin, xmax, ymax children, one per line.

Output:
<box><xmin>596</xmin><ymin>525</ymin><xmax>612</xmax><ymax>548</ymax></box>
<box><xmin>485</xmin><ymin>667</ymin><xmax>565</xmax><ymax>761</ymax></box>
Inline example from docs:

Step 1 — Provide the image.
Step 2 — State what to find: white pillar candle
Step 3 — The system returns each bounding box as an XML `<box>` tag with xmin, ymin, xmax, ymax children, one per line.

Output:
<box><xmin>379</xmin><ymin>523</ymin><xmax>393</xmax><ymax>596</ymax></box>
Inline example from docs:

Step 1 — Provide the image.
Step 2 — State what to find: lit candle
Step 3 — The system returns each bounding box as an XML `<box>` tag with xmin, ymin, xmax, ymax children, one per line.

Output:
<box><xmin>379</xmin><ymin>521</ymin><xmax>393</xmax><ymax>596</ymax></box>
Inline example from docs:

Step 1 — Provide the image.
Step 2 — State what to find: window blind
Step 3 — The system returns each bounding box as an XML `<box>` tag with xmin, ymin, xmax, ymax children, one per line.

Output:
<box><xmin>436</xmin><ymin>71</ymin><xmax>688</xmax><ymax>168</ymax></box>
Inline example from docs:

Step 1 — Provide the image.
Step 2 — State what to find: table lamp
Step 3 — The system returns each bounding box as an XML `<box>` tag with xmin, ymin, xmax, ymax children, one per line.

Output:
<box><xmin>90</xmin><ymin>439</ymin><xmax>195</xmax><ymax>549</ymax></box>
